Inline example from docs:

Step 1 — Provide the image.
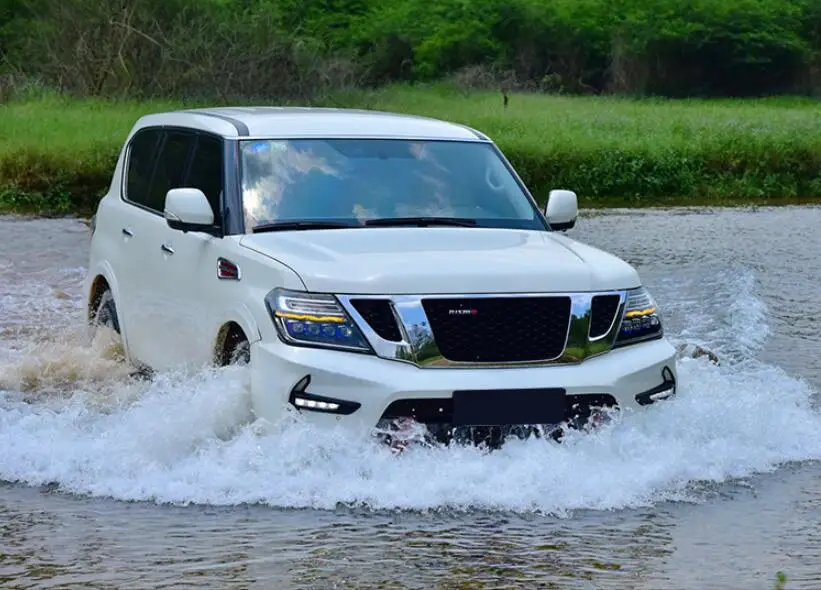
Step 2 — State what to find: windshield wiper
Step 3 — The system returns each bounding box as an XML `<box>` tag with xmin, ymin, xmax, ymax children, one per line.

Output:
<box><xmin>252</xmin><ymin>217</ymin><xmax>478</xmax><ymax>233</ymax></box>
<box><xmin>251</xmin><ymin>220</ymin><xmax>355</xmax><ymax>234</ymax></box>
<box><xmin>364</xmin><ymin>216</ymin><xmax>477</xmax><ymax>228</ymax></box>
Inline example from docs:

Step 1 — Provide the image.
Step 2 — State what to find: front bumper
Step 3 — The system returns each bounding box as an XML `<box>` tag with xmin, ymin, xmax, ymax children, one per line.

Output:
<box><xmin>249</xmin><ymin>335</ymin><xmax>679</xmax><ymax>435</ymax></box>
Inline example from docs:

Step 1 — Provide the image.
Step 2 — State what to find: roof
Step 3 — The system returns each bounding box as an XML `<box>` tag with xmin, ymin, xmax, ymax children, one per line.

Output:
<box><xmin>131</xmin><ymin>106</ymin><xmax>489</xmax><ymax>141</ymax></box>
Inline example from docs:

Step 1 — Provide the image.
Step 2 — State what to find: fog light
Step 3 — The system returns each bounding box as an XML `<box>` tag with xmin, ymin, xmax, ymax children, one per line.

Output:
<box><xmin>635</xmin><ymin>366</ymin><xmax>677</xmax><ymax>406</ymax></box>
<box><xmin>648</xmin><ymin>386</ymin><xmax>675</xmax><ymax>402</ymax></box>
<box><xmin>287</xmin><ymin>374</ymin><xmax>361</xmax><ymax>415</ymax></box>
<box><xmin>293</xmin><ymin>397</ymin><xmax>341</xmax><ymax>411</ymax></box>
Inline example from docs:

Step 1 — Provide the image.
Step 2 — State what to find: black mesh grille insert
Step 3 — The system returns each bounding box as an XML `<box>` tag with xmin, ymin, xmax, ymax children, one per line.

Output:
<box><xmin>350</xmin><ymin>299</ymin><xmax>402</xmax><ymax>342</ymax></box>
<box><xmin>590</xmin><ymin>294</ymin><xmax>621</xmax><ymax>339</ymax></box>
<box><xmin>422</xmin><ymin>296</ymin><xmax>571</xmax><ymax>363</ymax></box>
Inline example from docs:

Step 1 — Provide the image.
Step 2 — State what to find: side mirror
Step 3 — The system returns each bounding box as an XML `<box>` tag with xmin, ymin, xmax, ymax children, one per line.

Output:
<box><xmin>544</xmin><ymin>189</ymin><xmax>578</xmax><ymax>231</ymax></box>
<box><xmin>164</xmin><ymin>188</ymin><xmax>216</xmax><ymax>234</ymax></box>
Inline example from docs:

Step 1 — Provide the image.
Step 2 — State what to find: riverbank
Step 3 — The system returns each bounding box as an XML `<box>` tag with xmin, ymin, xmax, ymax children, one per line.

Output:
<box><xmin>1</xmin><ymin>85</ymin><xmax>819</xmax><ymax>216</ymax></box>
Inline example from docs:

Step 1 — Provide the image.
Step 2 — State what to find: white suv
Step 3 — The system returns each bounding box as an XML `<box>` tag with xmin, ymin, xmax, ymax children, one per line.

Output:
<box><xmin>85</xmin><ymin>106</ymin><xmax>678</xmax><ymax>446</ymax></box>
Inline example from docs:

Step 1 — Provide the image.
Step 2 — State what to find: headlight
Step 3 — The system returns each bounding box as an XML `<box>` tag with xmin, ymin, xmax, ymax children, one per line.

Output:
<box><xmin>614</xmin><ymin>286</ymin><xmax>663</xmax><ymax>347</ymax></box>
<box><xmin>265</xmin><ymin>288</ymin><xmax>372</xmax><ymax>353</ymax></box>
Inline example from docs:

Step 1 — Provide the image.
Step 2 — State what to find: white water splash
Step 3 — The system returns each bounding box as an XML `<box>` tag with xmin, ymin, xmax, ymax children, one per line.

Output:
<box><xmin>1</xmin><ymin>264</ymin><xmax>820</xmax><ymax>515</ymax></box>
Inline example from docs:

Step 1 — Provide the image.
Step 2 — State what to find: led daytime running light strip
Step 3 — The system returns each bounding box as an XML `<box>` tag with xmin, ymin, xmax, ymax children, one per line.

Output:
<box><xmin>275</xmin><ymin>311</ymin><xmax>346</xmax><ymax>323</ymax></box>
<box><xmin>293</xmin><ymin>397</ymin><xmax>341</xmax><ymax>411</ymax></box>
<box><xmin>624</xmin><ymin>306</ymin><xmax>657</xmax><ymax>318</ymax></box>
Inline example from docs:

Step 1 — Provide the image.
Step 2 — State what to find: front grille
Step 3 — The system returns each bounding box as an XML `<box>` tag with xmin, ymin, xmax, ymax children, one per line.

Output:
<box><xmin>422</xmin><ymin>296</ymin><xmax>572</xmax><ymax>363</ymax></box>
<box><xmin>589</xmin><ymin>294</ymin><xmax>621</xmax><ymax>339</ymax></box>
<box><xmin>350</xmin><ymin>299</ymin><xmax>402</xmax><ymax>342</ymax></box>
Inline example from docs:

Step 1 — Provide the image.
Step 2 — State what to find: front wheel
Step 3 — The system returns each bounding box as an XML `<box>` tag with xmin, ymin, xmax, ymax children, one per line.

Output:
<box><xmin>229</xmin><ymin>339</ymin><xmax>250</xmax><ymax>366</ymax></box>
<box><xmin>222</xmin><ymin>329</ymin><xmax>250</xmax><ymax>366</ymax></box>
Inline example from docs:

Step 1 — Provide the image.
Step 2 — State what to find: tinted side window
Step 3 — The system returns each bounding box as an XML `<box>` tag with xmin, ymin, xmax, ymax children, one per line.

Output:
<box><xmin>147</xmin><ymin>131</ymin><xmax>196</xmax><ymax>212</ymax></box>
<box><xmin>186</xmin><ymin>135</ymin><xmax>224</xmax><ymax>222</ymax></box>
<box><xmin>125</xmin><ymin>129</ymin><xmax>162</xmax><ymax>208</ymax></box>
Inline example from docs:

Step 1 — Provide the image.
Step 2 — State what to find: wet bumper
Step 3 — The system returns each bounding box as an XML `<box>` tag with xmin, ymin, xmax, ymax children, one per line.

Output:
<box><xmin>248</xmin><ymin>336</ymin><xmax>679</xmax><ymax>434</ymax></box>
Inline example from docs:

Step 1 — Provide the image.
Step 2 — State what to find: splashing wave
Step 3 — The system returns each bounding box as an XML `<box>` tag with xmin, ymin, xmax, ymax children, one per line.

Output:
<box><xmin>1</xmin><ymin>265</ymin><xmax>819</xmax><ymax>515</ymax></box>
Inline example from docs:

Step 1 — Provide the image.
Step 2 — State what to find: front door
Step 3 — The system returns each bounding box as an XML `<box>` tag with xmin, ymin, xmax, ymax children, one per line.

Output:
<box><xmin>152</xmin><ymin>132</ymin><xmax>228</xmax><ymax>369</ymax></box>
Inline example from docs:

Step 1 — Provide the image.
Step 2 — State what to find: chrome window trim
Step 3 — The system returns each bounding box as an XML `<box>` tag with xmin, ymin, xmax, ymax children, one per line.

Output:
<box><xmin>336</xmin><ymin>291</ymin><xmax>628</xmax><ymax>369</ymax></box>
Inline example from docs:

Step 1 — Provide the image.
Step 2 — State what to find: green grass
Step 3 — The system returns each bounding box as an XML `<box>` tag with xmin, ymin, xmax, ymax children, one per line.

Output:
<box><xmin>1</xmin><ymin>85</ymin><xmax>820</xmax><ymax>216</ymax></box>
<box><xmin>347</xmin><ymin>86</ymin><xmax>821</xmax><ymax>206</ymax></box>
<box><xmin>0</xmin><ymin>97</ymin><xmax>184</xmax><ymax>215</ymax></box>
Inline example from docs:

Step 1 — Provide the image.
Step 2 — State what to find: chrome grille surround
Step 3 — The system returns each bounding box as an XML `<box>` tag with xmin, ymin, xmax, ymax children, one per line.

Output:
<box><xmin>336</xmin><ymin>291</ymin><xmax>628</xmax><ymax>369</ymax></box>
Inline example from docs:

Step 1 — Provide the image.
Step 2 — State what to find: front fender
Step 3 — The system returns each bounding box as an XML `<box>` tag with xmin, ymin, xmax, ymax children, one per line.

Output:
<box><xmin>214</xmin><ymin>303</ymin><xmax>263</xmax><ymax>346</ymax></box>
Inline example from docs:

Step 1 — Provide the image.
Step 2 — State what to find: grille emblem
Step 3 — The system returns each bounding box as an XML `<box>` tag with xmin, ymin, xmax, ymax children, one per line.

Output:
<box><xmin>448</xmin><ymin>308</ymin><xmax>478</xmax><ymax>316</ymax></box>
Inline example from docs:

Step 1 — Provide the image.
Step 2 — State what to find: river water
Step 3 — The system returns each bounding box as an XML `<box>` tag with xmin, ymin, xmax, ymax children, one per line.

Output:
<box><xmin>1</xmin><ymin>207</ymin><xmax>821</xmax><ymax>589</ymax></box>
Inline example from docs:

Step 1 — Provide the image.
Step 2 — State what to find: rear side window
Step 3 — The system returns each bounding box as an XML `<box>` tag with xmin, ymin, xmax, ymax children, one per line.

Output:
<box><xmin>186</xmin><ymin>135</ymin><xmax>224</xmax><ymax>221</ymax></box>
<box><xmin>147</xmin><ymin>131</ymin><xmax>196</xmax><ymax>212</ymax></box>
<box><xmin>125</xmin><ymin>129</ymin><xmax>162</xmax><ymax>208</ymax></box>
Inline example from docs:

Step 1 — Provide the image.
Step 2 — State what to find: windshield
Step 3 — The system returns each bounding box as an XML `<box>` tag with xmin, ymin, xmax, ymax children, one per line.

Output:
<box><xmin>238</xmin><ymin>138</ymin><xmax>547</xmax><ymax>232</ymax></box>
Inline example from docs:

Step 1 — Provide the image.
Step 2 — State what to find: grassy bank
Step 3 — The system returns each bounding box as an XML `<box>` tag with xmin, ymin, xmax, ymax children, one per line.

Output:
<box><xmin>1</xmin><ymin>86</ymin><xmax>820</xmax><ymax>216</ymax></box>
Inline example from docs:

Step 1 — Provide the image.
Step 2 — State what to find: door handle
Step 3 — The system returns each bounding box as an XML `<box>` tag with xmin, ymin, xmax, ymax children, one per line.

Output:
<box><xmin>161</xmin><ymin>243</ymin><xmax>175</xmax><ymax>255</ymax></box>
<box><xmin>122</xmin><ymin>228</ymin><xmax>134</xmax><ymax>237</ymax></box>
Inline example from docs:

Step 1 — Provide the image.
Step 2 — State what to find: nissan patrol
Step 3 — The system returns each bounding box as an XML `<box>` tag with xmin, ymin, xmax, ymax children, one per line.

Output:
<box><xmin>84</xmin><ymin>106</ymin><xmax>678</xmax><ymax>447</ymax></box>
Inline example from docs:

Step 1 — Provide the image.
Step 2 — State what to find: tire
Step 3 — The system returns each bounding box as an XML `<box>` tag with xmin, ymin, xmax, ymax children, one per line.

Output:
<box><xmin>224</xmin><ymin>330</ymin><xmax>250</xmax><ymax>366</ymax></box>
<box><xmin>93</xmin><ymin>289</ymin><xmax>120</xmax><ymax>335</ymax></box>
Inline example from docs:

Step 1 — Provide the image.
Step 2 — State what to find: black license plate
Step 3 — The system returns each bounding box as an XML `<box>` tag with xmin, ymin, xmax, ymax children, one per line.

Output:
<box><xmin>452</xmin><ymin>388</ymin><xmax>567</xmax><ymax>427</ymax></box>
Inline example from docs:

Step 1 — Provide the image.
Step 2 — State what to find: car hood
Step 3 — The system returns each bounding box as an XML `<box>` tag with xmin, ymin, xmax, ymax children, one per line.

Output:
<box><xmin>239</xmin><ymin>227</ymin><xmax>641</xmax><ymax>294</ymax></box>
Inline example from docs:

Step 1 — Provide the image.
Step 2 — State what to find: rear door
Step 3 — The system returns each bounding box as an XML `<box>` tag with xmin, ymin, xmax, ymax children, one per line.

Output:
<box><xmin>118</xmin><ymin>127</ymin><xmax>196</xmax><ymax>370</ymax></box>
<box><xmin>115</xmin><ymin>126</ymin><xmax>163</xmax><ymax>366</ymax></box>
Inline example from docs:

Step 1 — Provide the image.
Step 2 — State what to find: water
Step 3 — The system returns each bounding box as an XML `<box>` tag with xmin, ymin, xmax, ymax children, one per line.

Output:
<box><xmin>2</xmin><ymin>207</ymin><xmax>821</xmax><ymax>589</ymax></box>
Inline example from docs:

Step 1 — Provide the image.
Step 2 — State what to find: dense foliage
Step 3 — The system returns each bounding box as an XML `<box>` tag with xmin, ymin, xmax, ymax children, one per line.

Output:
<box><xmin>1</xmin><ymin>0</ymin><xmax>820</xmax><ymax>100</ymax></box>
